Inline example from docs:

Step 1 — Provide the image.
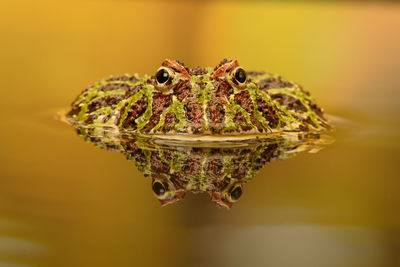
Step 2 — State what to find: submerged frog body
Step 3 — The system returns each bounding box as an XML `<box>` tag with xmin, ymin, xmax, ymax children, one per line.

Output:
<box><xmin>67</xmin><ymin>59</ymin><xmax>330</xmax><ymax>139</ymax></box>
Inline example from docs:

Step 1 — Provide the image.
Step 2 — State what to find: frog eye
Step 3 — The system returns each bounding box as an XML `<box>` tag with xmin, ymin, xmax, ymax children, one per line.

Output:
<box><xmin>225</xmin><ymin>184</ymin><xmax>243</xmax><ymax>202</ymax></box>
<box><xmin>155</xmin><ymin>67</ymin><xmax>175</xmax><ymax>90</ymax></box>
<box><xmin>228</xmin><ymin>67</ymin><xmax>247</xmax><ymax>88</ymax></box>
<box><xmin>152</xmin><ymin>179</ymin><xmax>170</xmax><ymax>198</ymax></box>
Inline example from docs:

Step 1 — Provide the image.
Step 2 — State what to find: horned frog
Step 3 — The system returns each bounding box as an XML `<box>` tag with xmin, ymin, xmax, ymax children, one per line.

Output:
<box><xmin>67</xmin><ymin>59</ymin><xmax>331</xmax><ymax>140</ymax></box>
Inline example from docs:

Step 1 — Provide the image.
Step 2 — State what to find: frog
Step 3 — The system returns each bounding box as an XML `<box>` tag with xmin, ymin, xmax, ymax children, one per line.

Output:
<box><xmin>75</xmin><ymin>126</ymin><xmax>332</xmax><ymax>208</ymax></box>
<box><xmin>66</xmin><ymin>59</ymin><xmax>331</xmax><ymax>141</ymax></box>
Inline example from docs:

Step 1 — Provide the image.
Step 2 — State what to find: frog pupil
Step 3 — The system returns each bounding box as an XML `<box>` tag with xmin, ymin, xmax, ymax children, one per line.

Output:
<box><xmin>152</xmin><ymin>181</ymin><xmax>165</xmax><ymax>196</ymax></box>
<box><xmin>156</xmin><ymin>69</ymin><xmax>169</xmax><ymax>84</ymax></box>
<box><xmin>230</xmin><ymin>186</ymin><xmax>242</xmax><ymax>201</ymax></box>
<box><xmin>235</xmin><ymin>68</ymin><xmax>246</xmax><ymax>83</ymax></box>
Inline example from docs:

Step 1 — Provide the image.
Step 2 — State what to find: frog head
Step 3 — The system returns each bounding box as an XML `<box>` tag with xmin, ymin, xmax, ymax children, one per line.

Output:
<box><xmin>144</xmin><ymin>58</ymin><xmax>267</xmax><ymax>136</ymax></box>
<box><xmin>67</xmin><ymin>58</ymin><xmax>329</xmax><ymax>136</ymax></box>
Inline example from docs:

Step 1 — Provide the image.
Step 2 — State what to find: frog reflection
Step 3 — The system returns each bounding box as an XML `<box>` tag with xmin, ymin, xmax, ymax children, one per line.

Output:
<box><xmin>151</xmin><ymin>177</ymin><xmax>243</xmax><ymax>209</ymax></box>
<box><xmin>75</xmin><ymin>127</ymin><xmax>331</xmax><ymax>208</ymax></box>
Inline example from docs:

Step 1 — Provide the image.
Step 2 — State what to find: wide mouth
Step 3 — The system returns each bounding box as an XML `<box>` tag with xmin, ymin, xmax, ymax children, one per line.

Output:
<box><xmin>136</xmin><ymin>131</ymin><xmax>331</xmax><ymax>148</ymax></box>
<box><xmin>141</xmin><ymin>132</ymin><xmax>281</xmax><ymax>142</ymax></box>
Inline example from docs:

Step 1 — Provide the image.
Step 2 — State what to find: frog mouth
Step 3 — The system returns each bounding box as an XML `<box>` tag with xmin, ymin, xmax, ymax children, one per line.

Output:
<box><xmin>139</xmin><ymin>132</ymin><xmax>283</xmax><ymax>143</ymax></box>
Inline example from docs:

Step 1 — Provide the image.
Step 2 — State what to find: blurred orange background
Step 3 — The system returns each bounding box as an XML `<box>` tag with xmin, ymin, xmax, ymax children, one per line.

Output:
<box><xmin>0</xmin><ymin>1</ymin><xmax>399</xmax><ymax>267</ymax></box>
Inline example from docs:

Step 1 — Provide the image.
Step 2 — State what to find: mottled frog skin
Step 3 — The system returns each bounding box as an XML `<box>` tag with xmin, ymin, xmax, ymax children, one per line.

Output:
<box><xmin>67</xmin><ymin>59</ymin><xmax>330</xmax><ymax>139</ymax></box>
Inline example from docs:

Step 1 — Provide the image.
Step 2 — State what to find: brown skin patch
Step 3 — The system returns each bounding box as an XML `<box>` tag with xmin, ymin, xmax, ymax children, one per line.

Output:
<box><xmin>307</xmin><ymin>100</ymin><xmax>325</xmax><ymax>119</ymax></box>
<box><xmin>145</xmin><ymin>79</ymin><xmax>155</xmax><ymax>86</ymax></box>
<box><xmin>286</xmin><ymin>115</ymin><xmax>318</xmax><ymax>132</ymax></box>
<box><xmin>196</xmin><ymin>80</ymin><xmax>206</xmax><ymax>90</ymax></box>
<box><xmin>234</xmin><ymin>91</ymin><xmax>254</xmax><ymax>114</ymax></box>
<box><xmin>150</xmin><ymin>152</ymin><xmax>170</xmax><ymax>173</ymax></box>
<box><xmin>67</xmin><ymin>105</ymin><xmax>81</xmax><ymax>117</ymax></box>
<box><xmin>212</xmin><ymin>178</ymin><xmax>230</xmax><ymax>192</ymax></box>
<box><xmin>170</xmin><ymin>173</ymin><xmax>188</xmax><ymax>190</ymax></box>
<box><xmin>301</xmin><ymin>117</ymin><xmax>317</xmax><ymax>128</ymax></box>
<box><xmin>191</xmin><ymin>66</ymin><xmax>208</xmax><ymax>75</ymax></box>
<box><xmin>124</xmin><ymin>143</ymin><xmax>147</xmax><ymax>166</ymax></box>
<box><xmin>162</xmin><ymin>150</ymin><xmax>174</xmax><ymax>163</ymax></box>
<box><xmin>84</xmin><ymin>114</ymin><xmax>98</xmax><ymax>124</ymax></box>
<box><xmin>205</xmin><ymin>158</ymin><xmax>224</xmax><ymax>178</ymax></box>
<box><xmin>231</xmin><ymin>155</ymin><xmax>251</xmax><ymax>179</ymax></box>
<box><xmin>174</xmin><ymin>80</ymin><xmax>191</xmax><ymax>101</ymax></box>
<box><xmin>234</xmin><ymin>110</ymin><xmax>252</xmax><ymax>132</ymax></box>
<box><xmin>214</xmin><ymin>80</ymin><xmax>233</xmax><ymax>98</ymax></box>
<box><xmin>253</xmin><ymin>143</ymin><xmax>278</xmax><ymax>172</ymax></box>
<box><xmin>120</xmin><ymin>96</ymin><xmax>147</xmax><ymax>129</ymax></box>
<box><xmin>256</xmin><ymin>97</ymin><xmax>280</xmax><ymax>128</ymax></box>
<box><xmin>207</xmin><ymin>101</ymin><xmax>225</xmax><ymax>133</ymax></box>
<box><xmin>125</xmin><ymin>85</ymin><xmax>142</xmax><ymax>98</ymax></box>
<box><xmin>184</xmin><ymin>99</ymin><xmax>203</xmax><ymax>133</ymax></box>
<box><xmin>271</xmin><ymin>93</ymin><xmax>307</xmax><ymax>113</ymax></box>
<box><xmin>143</xmin><ymin>93</ymin><xmax>172</xmax><ymax>131</ymax></box>
<box><xmin>116</xmin><ymin>105</ymin><xmax>126</xmax><ymax>125</ymax></box>
<box><xmin>231</xmin><ymin>165</ymin><xmax>249</xmax><ymax>179</ymax></box>
<box><xmin>257</xmin><ymin>77</ymin><xmax>293</xmax><ymax>90</ymax></box>
<box><xmin>87</xmin><ymin>95</ymin><xmax>123</xmax><ymax>113</ymax></box>
<box><xmin>182</xmin><ymin>156</ymin><xmax>201</xmax><ymax>177</ymax></box>
<box><xmin>299</xmin><ymin>123</ymin><xmax>308</xmax><ymax>131</ymax></box>
<box><xmin>160</xmin><ymin>112</ymin><xmax>177</xmax><ymax>133</ymax></box>
<box><xmin>234</xmin><ymin>91</ymin><xmax>264</xmax><ymax>131</ymax></box>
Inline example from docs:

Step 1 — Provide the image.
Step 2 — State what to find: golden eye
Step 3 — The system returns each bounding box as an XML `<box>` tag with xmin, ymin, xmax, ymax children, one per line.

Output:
<box><xmin>225</xmin><ymin>184</ymin><xmax>243</xmax><ymax>203</ymax></box>
<box><xmin>228</xmin><ymin>67</ymin><xmax>247</xmax><ymax>88</ymax></box>
<box><xmin>155</xmin><ymin>67</ymin><xmax>175</xmax><ymax>90</ymax></box>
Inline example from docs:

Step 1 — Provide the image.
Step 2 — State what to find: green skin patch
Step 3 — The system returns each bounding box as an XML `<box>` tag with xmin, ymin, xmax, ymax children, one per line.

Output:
<box><xmin>66</xmin><ymin>60</ymin><xmax>330</xmax><ymax>139</ymax></box>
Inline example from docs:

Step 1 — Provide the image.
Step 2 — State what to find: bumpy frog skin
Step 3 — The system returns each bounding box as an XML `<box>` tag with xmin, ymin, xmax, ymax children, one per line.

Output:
<box><xmin>67</xmin><ymin>59</ymin><xmax>331</xmax><ymax>139</ymax></box>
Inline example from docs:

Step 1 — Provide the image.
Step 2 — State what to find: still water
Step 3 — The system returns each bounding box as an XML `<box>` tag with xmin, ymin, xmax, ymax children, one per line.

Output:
<box><xmin>1</xmin><ymin>1</ymin><xmax>400</xmax><ymax>266</ymax></box>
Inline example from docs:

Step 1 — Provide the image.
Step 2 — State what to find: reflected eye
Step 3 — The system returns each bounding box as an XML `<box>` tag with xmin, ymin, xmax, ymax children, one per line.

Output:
<box><xmin>152</xmin><ymin>179</ymin><xmax>172</xmax><ymax>200</ymax></box>
<box><xmin>155</xmin><ymin>67</ymin><xmax>175</xmax><ymax>90</ymax></box>
<box><xmin>227</xmin><ymin>184</ymin><xmax>242</xmax><ymax>202</ymax></box>
<box><xmin>152</xmin><ymin>180</ymin><xmax>166</xmax><ymax>196</ymax></box>
<box><xmin>228</xmin><ymin>67</ymin><xmax>247</xmax><ymax>88</ymax></box>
